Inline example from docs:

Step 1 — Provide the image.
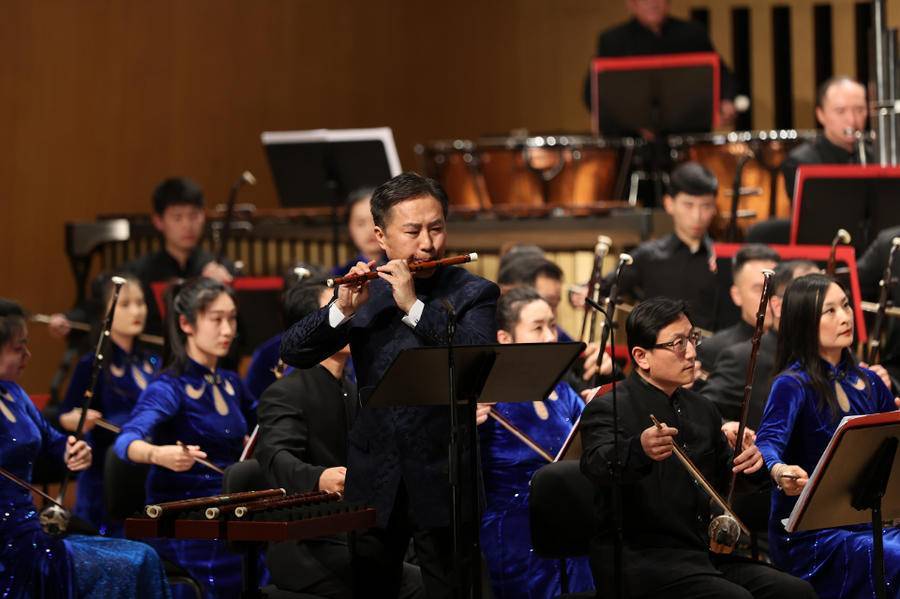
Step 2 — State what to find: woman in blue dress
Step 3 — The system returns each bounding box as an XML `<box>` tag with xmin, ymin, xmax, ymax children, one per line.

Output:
<box><xmin>59</xmin><ymin>274</ymin><xmax>160</xmax><ymax>536</ymax></box>
<box><xmin>114</xmin><ymin>278</ymin><xmax>257</xmax><ymax>599</ymax></box>
<box><xmin>0</xmin><ymin>298</ymin><xmax>169</xmax><ymax>599</ymax></box>
<box><xmin>756</xmin><ymin>274</ymin><xmax>900</xmax><ymax>599</ymax></box>
<box><xmin>478</xmin><ymin>287</ymin><xmax>594</xmax><ymax>598</ymax></box>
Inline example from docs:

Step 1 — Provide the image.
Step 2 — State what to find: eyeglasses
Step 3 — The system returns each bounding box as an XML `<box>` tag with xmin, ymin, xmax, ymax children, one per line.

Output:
<box><xmin>651</xmin><ymin>330</ymin><xmax>703</xmax><ymax>356</ymax></box>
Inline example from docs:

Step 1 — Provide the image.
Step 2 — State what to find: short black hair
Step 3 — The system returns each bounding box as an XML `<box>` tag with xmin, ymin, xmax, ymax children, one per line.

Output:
<box><xmin>152</xmin><ymin>177</ymin><xmax>204</xmax><ymax>215</ymax></box>
<box><xmin>816</xmin><ymin>75</ymin><xmax>863</xmax><ymax>108</ymax></box>
<box><xmin>496</xmin><ymin>286</ymin><xmax>546</xmax><ymax>333</ymax></box>
<box><xmin>625</xmin><ymin>297</ymin><xmax>692</xmax><ymax>362</ymax></box>
<box><xmin>0</xmin><ymin>298</ymin><xmax>26</xmax><ymax>348</ymax></box>
<box><xmin>667</xmin><ymin>162</ymin><xmax>718</xmax><ymax>197</ymax></box>
<box><xmin>370</xmin><ymin>172</ymin><xmax>449</xmax><ymax>229</ymax></box>
<box><xmin>497</xmin><ymin>256</ymin><xmax>563</xmax><ymax>287</ymax></box>
<box><xmin>498</xmin><ymin>244</ymin><xmax>545</xmax><ymax>271</ymax></box>
<box><xmin>732</xmin><ymin>243</ymin><xmax>781</xmax><ymax>280</ymax></box>
<box><xmin>283</xmin><ymin>282</ymin><xmax>330</xmax><ymax>328</ymax></box>
<box><xmin>772</xmin><ymin>260</ymin><xmax>819</xmax><ymax>296</ymax></box>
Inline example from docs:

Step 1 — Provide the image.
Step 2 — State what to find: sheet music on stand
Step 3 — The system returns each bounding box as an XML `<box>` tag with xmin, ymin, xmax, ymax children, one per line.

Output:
<box><xmin>785</xmin><ymin>411</ymin><xmax>900</xmax><ymax>533</ymax></box>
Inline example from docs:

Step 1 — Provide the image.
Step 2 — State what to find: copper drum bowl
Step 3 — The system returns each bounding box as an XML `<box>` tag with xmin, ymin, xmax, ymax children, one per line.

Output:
<box><xmin>477</xmin><ymin>134</ymin><xmax>626</xmax><ymax>214</ymax></box>
<box><xmin>415</xmin><ymin>139</ymin><xmax>490</xmax><ymax>214</ymax></box>
<box><xmin>668</xmin><ymin>129</ymin><xmax>817</xmax><ymax>228</ymax></box>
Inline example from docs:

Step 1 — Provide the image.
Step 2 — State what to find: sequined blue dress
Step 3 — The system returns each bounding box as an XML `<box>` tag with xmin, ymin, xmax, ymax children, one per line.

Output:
<box><xmin>62</xmin><ymin>344</ymin><xmax>160</xmax><ymax>536</ymax></box>
<box><xmin>114</xmin><ymin>359</ymin><xmax>257</xmax><ymax>599</ymax></box>
<box><xmin>0</xmin><ymin>380</ymin><xmax>170</xmax><ymax>599</ymax></box>
<box><xmin>479</xmin><ymin>382</ymin><xmax>594</xmax><ymax>598</ymax></box>
<box><xmin>756</xmin><ymin>359</ymin><xmax>900</xmax><ymax>599</ymax></box>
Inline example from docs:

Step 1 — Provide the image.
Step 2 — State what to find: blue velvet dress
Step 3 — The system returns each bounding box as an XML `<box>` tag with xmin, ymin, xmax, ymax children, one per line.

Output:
<box><xmin>479</xmin><ymin>382</ymin><xmax>594</xmax><ymax>598</ymax></box>
<box><xmin>114</xmin><ymin>359</ymin><xmax>257</xmax><ymax>599</ymax></box>
<box><xmin>62</xmin><ymin>344</ymin><xmax>160</xmax><ymax>536</ymax></box>
<box><xmin>756</xmin><ymin>359</ymin><xmax>900</xmax><ymax>599</ymax></box>
<box><xmin>0</xmin><ymin>380</ymin><xmax>170</xmax><ymax>599</ymax></box>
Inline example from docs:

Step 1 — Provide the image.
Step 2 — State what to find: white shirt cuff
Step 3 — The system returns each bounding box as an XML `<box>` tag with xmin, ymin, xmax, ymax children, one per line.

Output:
<box><xmin>401</xmin><ymin>299</ymin><xmax>425</xmax><ymax>329</ymax></box>
<box><xmin>328</xmin><ymin>302</ymin><xmax>351</xmax><ymax>328</ymax></box>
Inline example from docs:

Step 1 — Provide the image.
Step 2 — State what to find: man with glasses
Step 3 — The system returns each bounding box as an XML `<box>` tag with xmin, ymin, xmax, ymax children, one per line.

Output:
<box><xmin>579</xmin><ymin>297</ymin><xmax>815</xmax><ymax>598</ymax></box>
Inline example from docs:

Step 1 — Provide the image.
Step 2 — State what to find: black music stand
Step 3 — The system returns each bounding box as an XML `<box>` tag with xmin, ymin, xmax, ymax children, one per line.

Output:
<box><xmin>367</xmin><ymin>341</ymin><xmax>585</xmax><ymax>599</ymax></box>
<box><xmin>590</xmin><ymin>52</ymin><xmax>720</xmax><ymax>136</ymax></box>
<box><xmin>791</xmin><ymin>165</ymin><xmax>900</xmax><ymax>254</ymax></box>
<box><xmin>261</xmin><ymin>128</ymin><xmax>402</xmax><ymax>266</ymax></box>
<box><xmin>785</xmin><ymin>411</ymin><xmax>900</xmax><ymax>599</ymax></box>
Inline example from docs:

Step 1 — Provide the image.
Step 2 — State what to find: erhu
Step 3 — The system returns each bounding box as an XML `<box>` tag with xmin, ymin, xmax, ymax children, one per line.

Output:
<box><xmin>826</xmin><ymin>228</ymin><xmax>851</xmax><ymax>276</ymax></box>
<box><xmin>40</xmin><ymin>276</ymin><xmax>128</xmax><ymax>535</ymax></box>
<box><xmin>864</xmin><ymin>237</ymin><xmax>900</xmax><ymax>364</ymax></box>
<box><xmin>708</xmin><ymin>268</ymin><xmax>776</xmax><ymax>553</ymax></box>
<box><xmin>579</xmin><ymin>235</ymin><xmax>612</xmax><ymax>342</ymax></box>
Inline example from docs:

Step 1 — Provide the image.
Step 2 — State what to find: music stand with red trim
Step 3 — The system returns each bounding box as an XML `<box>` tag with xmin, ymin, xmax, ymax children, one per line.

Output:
<box><xmin>590</xmin><ymin>52</ymin><xmax>720</xmax><ymax>136</ymax></box>
<box><xmin>713</xmin><ymin>243</ymin><xmax>867</xmax><ymax>343</ymax></box>
<box><xmin>790</xmin><ymin>165</ymin><xmax>900</xmax><ymax>251</ymax></box>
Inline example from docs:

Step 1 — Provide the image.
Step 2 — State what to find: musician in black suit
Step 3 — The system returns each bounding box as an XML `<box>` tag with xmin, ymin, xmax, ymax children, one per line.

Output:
<box><xmin>280</xmin><ymin>172</ymin><xmax>500</xmax><ymax>599</ymax></box>
<box><xmin>697</xmin><ymin>244</ymin><xmax>779</xmax><ymax>370</ymax></box>
<box><xmin>579</xmin><ymin>297</ymin><xmax>815</xmax><ymax>599</ymax></box>
<box><xmin>257</xmin><ymin>280</ymin><xmax>423</xmax><ymax>599</ymax></box>
<box><xmin>858</xmin><ymin>225</ymin><xmax>900</xmax><ymax>386</ymax></box>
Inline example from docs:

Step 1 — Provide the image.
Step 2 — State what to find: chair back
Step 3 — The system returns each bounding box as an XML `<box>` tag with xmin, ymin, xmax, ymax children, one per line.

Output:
<box><xmin>103</xmin><ymin>445</ymin><xmax>149</xmax><ymax>520</ymax></box>
<box><xmin>529</xmin><ymin>461</ymin><xmax>597</xmax><ymax>558</ymax></box>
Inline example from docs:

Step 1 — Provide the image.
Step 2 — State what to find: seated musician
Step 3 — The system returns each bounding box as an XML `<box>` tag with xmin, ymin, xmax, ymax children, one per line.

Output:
<box><xmin>781</xmin><ymin>76</ymin><xmax>874</xmax><ymax>200</ymax></box>
<box><xmin>579</xmin><ymin>297</ymin><xmax>816</xmax><ymax>598</ymax></box>
<box><xmin>479</xmin><ymin>286</ymin><xmax>594</xmax><ymax>598</ymax></box>
<box><xmin>0</xmin><ymin>298</ymin><xmax>170</xmax><ymax>599</ymax></box>
<box><xmin>698</xmin><ymin>244</ymin><xmax>780</xmax><ymax>369</ymax></box>
<box><xmin>755</xmin><ymin>274</ymin><xmax>900</xmax><ymax>599</ymax></box>
<box><xmin>280</xmin><ymin>172</ymin><xmax>499</xmax><ymax>598</ymax></box>
<box><xmin>58</xmin><ymin>273</ymin><xmax>161</xmax><ymax>537</ymax></box>
<box><xmin>584</xmin><ymin>0</ymin><xmax>737</xmax><ymax>126</ymax></box>
<box><xmin>498</xmin><ymin>255</ymin><xmax>614</xmax><ymax>391</ymax></box>
<box><xmin>255</xmin><ymin>279</ymin><xmax>422</xmax><ymax>599</ymax></box>
<box><xmin>49</xmin><ymin>177</ymin><xmax>234</xmax><ymax>339</ymax></box>
<box><xmin>331</xmin><ymin>187</ymin><xmax>387</xmax><ymax>276</ymax></box>
<box><xmin>703</xmin><ymin>260</ymin><xmax>819</xmax><ymax>430</ymax></box>
<box><xmin>858</xmin><ymin>225</ymin><xmax>900</xmax><ymax>387</ymax></box>
<box><xmin>609</xmin><ymin>162</ymin><xmax>722</xmax><ymax>332</ymax></box>
<box><xmin>114</xmin><ymin>277</ymin><xmax>257</xmax><ymax>599</ymax></box>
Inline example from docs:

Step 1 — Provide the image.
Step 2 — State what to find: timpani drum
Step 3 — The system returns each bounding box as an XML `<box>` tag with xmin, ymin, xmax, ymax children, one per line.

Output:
<box><xmin>668</xmin><ymin>129</ymin><xmax>817</xmax><ymax>226</ymax></box>
<box><xmin>415</xmin><ymin>139</ymin><xmax>491</xmax><ymax>211</ymax></box>
<box><xmin>476</xmin><ymin>135</ymin><xmax>632</xmax><ymax>210</ymax></box>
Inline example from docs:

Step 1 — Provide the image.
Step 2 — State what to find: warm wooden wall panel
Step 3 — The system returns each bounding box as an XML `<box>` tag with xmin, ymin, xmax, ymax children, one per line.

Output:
<box><xmin>1</xmin><ymin>0</ymin><xmax>896</xmax><ymax>391</ymax></box>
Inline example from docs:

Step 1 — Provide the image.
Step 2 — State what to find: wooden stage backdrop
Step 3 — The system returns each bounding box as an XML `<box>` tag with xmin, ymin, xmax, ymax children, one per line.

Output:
<box><xmin>1</xmin><ymin>0</ymin><xmax>898</xmax><ymax>392</ymax></box>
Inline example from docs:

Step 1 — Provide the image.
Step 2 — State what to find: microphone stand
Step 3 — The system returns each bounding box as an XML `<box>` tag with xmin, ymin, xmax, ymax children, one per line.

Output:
<box><xmin>444</xmin><ymin>301</ymin><xmax>464</xmax><ymax>599</ymax></box>
<box><xmin>583</xmin><ymin>295</ymin><xmax>624</xmax><ymax>599</ymax></box>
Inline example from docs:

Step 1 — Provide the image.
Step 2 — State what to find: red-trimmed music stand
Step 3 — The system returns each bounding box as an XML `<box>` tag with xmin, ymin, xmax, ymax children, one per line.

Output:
<box><xmin>714</xmin><ymin>243</ymin><xmax>868</xmax><ymax>344</ymax></box>
<box><xmin>785</xmin><ymin>411</ymin><xmax>900</xmax><ymax>599</ymax></box>
<box><xmin>790</xmin><ymin>165</ymin><xmax>900</xmax><ymax>253</ymax></box>
<box><xmin>591</xmin><ymin>52</ymin><xmax>720</xmax><ymax>136</ymax></box>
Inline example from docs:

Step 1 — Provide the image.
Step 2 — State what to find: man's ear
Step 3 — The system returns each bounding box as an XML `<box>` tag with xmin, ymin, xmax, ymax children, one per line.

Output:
<box><xmin>151</xmin><ymin>213</ymin><xmax>164</xmax><ymax>234</ymax></box>
<box><xmin>663</xmin><ymin>194</ymin><xmax>675</xmax><ymax>216</ymax></box>
<box><xmin>374</xmin><ymin>226</ymin><xmax>387</xmax><ymax>252</ymax></box>
<box><xmin>729</xmin><ymin>284</ymin><xmax>742</xmax><ymax>308</ymax></box>
<box><xmin>178</xmin><ymin>314</ymin><xmax>194</xmax><ymax>337</ymax></box>
<box><xmin>815</xmin><ymin>106</ymin><xmax>826</xmax><ymax>128</ymax></box>
<box><xmin>497</xmin><ymin>329</ymin><xmax>513</xmax><ymax>344</ymax></box>
<box><xmin>632</xmin><ymin>347</ymin><xmax>650</xmax><ymax>371</ymax></box>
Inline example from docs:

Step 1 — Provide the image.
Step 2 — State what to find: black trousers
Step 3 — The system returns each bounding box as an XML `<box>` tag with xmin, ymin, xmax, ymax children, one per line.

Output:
<box><xmin>641</xmin><ymin>558</ymin><xmax>817</xmax><ymax>599</ymax></box>
<box><xmin>352</xmin><ymin>482</ymin><xmax>469</xmax><ymax>599</ymax></box>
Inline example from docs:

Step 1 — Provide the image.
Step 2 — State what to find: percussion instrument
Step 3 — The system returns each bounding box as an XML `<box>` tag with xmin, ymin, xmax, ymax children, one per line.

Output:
<box><xmin>668</xmin><ymin>129</ymin><xmax>817</xmax><ymax>230</ymax></box>
<box><xmin>415</xmin><ymin>139</ymin><xmax>490</xmax><ymax>212</ymax></box>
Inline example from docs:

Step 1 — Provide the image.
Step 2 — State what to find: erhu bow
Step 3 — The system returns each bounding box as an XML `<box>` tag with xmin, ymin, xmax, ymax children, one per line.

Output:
<box><xmin>40</xmin><ymin>276</ymin><xmax>127</xmax><ymax>535</ymax></box>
